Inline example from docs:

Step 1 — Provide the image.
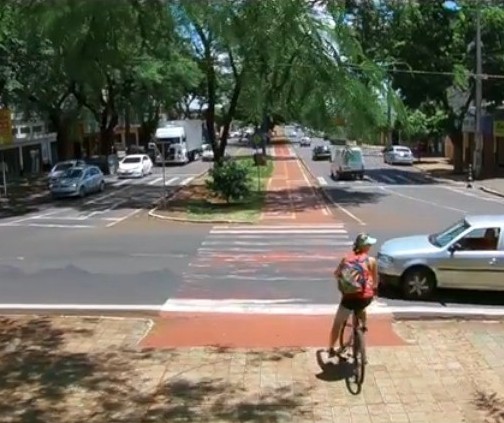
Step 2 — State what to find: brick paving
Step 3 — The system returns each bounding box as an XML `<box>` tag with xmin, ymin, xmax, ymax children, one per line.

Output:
<box><xmin>1</xmin><ymin>315</ymin><xmax>503</xmax><ymax>422</ymax></box>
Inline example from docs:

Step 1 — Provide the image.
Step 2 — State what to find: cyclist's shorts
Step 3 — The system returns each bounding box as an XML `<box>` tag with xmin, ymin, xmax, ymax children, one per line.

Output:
<box><xmin>341</xmin><ymin>297</ymin><xmax>373</xmax><ymax>312</ymax></box>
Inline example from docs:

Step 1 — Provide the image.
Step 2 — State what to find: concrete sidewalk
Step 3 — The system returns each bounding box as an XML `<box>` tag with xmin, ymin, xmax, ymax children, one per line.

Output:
<box><xmin>1</xmin><ymin>315</ymin><xmax>503</xmax><ymax>422</ymax></box>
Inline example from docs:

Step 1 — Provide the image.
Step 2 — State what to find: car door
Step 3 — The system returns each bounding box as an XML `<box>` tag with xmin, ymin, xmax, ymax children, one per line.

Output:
<box><xmin>90</xmin><ymin>167</ymin><xmax>100</xmax><ymax>191</ymax></box>
<box><xmin>436</xmin><ymin>226</ymin><xmax>504</xmax><ymax>290</ymax></box>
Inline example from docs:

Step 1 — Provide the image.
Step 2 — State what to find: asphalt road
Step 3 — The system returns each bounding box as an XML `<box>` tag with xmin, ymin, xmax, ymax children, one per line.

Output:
<box><xmin>295</xmin><ymin>138</ymin><xmax>504</xmax><ymax>310</ymax></box>
<box><xmin>0</xmin><ymin>140</ymin><xmax>253</xmax><ymax>308</ymax></box>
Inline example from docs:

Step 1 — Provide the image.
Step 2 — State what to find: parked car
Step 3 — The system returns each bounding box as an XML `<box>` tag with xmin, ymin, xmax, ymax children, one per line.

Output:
<box><xmin>312</xmin><ymin>145</ymin><xmax>331</xmax><ymax>161</ymax></box>
<box><xmin>383</xmin><ymin>145</ymin><xmax>414</xmax><ymax>165</ymax></box>
<box><xmin>117</xmin><ymin>154</ymin><xmax>153</xmax><ymax>178</ymax></box>
<box><xmin>48</xmin><ymin>160</ymin><xmax>86</xmax><ymax>185</ymax></box>
<box><xmin>50</xmin><ymin>165</ymin><xmax>105</xmax><ymax>199</ymax></box>
<box><xmin>300</xmin><ymin>136</ymin><xmax>311</xmax><ymax>147</ymax></box>
<box><xmin>377</xmin><ymin>214</ymin><xmax>504</xmax><ymax>300</ymax></box>
<box><xmin>330</xmin><ymin>146</ymin><xmax>365</xmax><ymax>180</ymax></box>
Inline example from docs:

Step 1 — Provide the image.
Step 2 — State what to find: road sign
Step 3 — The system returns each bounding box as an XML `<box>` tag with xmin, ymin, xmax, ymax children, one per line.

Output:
<box><xmin>0</xmin><ymin>109</ymin><xmax>13</xmax><ymax>145</ymax></box>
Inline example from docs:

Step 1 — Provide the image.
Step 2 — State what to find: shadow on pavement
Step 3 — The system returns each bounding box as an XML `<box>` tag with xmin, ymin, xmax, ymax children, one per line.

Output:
<box><xmin>474</xmin><ymin>390</ymin><xmax>504</xmax><ymax>423</ymax></box>
<box><xmin>314</xmin><ymin>350</ymin><xmax>362</xmax><ymax>396</ymax></box>
<box><xmin>0</xmin><ymin>316</ymin><xmax>312</xmax><ymax>422</ymax></box>
<box><xmin>322</xmin><ymin>186</ymin><xmax>386</xmax><ymax>206</ymax></box>
<box><xmin>379</xmin><ymin>285</ymin><xmax>504</xmax><ymax>308</ymax></box>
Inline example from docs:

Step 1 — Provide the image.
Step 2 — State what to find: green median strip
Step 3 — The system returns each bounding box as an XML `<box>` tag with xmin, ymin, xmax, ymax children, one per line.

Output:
<box><xmin>186</xmin><ymin>155</ymin><xmax>274</xmax><ymax>223</ymax></box>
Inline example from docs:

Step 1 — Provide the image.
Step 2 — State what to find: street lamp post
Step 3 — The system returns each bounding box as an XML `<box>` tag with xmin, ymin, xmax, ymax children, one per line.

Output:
<box><xmin>473</xmin><ymin>2</ymin><xmax>483</xmax><ymax>179</ymax></box>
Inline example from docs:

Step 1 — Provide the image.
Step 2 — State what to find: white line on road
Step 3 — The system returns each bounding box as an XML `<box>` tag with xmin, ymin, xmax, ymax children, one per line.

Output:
<box><xmin>317</xmin><ymin>176</ymin><xmax>328</xmax><ymax>186</ymax></box>
<box><xmin>106</xmin><ymin>209</ymin><xmax>143</xmax><ymax>227</ymax></box>
<box><xmin>164</xmin><ymin>177</ymin><xmax>179</xmax><ymax>186</ymax></box>
<box><xmin>26</xmin><ymin>223</ymin><xmax>94</xmax><ymax>229</ymax></box>
<box><xmin>0</xmin><ymin>300</ymin><xmax>503</xmax><ymax>318</ymax></box>
<box><xmin>210</xmin><ymin>229</ymin><xmax>348</xmax><ymax>234</ymax></box>
<box><xmin>380</xmin><ymin>186</ymin><xmax>467</xmax><ymax>213</ymax></box>
<box><xmin>112</xmin><ymin>179</ymin><xmax>130</xmax><ymax>187</ymax></box>
<box><xmin>180</xmin><ymin>176</ymin><xmax>195</xmax><ymax>185</ymax></box>
<box><xmin>379</xmin><ymin>174</ymin><xmax>395</xmax><ymax>184</ymax></box>
<box><xmin>322</xmin><ymin>193</ymin><xmax>367</xmax><ymax>226</ymax></box>
<box><xmin>213</xmin><ymin>225</ymin><xmax>345</xmax><ymax>229</ymax></box>
<box><xmin>201</xmin><ymin>240</ymin><xmax>352</xmax><ymax>246</ymax></box>
<box><xmin>148</xmin><ymin>177</ymin><xmax>163</xmax><ymax>186</ymax></box>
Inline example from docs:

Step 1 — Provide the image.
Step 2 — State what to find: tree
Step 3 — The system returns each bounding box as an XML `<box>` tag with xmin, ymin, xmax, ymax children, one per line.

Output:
<box><xmin>347</xmin><ymin>0</ymin><xmax>504</xmax><ymax>172</ymax></box>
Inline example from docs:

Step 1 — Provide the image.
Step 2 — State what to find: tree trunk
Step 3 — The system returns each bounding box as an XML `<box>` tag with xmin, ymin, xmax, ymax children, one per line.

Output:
<box><xmin>99</xmin><ymin>110</ymin><xmax>118</xmax><ymax>156</ymax></box>
<box><xmin>50</xmin><ymin>113</ymin><xmax>74</xmax><ymax>161</ymax></box>
<box><xmin>450</xmin><ymin>130</ymin><xmax>464</xmax><ymax>174</ymax></box>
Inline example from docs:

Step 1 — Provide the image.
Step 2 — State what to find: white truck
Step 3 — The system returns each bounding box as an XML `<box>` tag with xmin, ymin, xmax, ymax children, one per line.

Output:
<box><xmin>153</xmin><ymin>119</ymin><xmax>205</xmax><ymax>165</ymax></box>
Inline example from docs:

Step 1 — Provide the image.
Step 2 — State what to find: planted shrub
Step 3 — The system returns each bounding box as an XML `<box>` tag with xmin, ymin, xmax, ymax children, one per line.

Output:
<box><xmin>207</xmin><ymin>159</ymin><xmax>251</xmax><ymax>203</ymax></box>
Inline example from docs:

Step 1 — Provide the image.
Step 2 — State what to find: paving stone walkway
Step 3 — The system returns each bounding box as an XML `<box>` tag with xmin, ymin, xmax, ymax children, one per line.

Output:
<box><xmin>1</xmin><ymin>315</ymin><xmax>503</xmax><ymax>422</ymax></box>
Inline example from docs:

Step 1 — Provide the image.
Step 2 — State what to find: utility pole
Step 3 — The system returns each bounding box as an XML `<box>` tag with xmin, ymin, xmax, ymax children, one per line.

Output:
<box><xmin>473</xmin><ymin>2</ymin><xmax>483</xmax><ymax>179</ymax></box>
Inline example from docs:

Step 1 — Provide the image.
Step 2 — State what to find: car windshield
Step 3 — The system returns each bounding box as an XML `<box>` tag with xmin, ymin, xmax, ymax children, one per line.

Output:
<box><xmin>54</xmin><ymin>162</ymin><xmax>74</xmax><ymax>171</ymax></box>
<box><xmin>429</xmin><ymin>219</ymin><xmax>470</xmax><ymax>247</ymax></box>
<box><xmin>62</xmin><ymin>169</ymin><xmax>83</xmax><ymax>179</ymax></box>
<box><xmin>122</xmin><ymin>157</ymin><xmax>141</xmax><ymax>164</ymax></box>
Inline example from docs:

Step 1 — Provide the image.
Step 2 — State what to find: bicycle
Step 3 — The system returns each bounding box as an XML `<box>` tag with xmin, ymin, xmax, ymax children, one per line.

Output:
<box><xmin>338</xmin><ymin>310</ymin><xmax>367</xmax><ymax>391</ymax></box>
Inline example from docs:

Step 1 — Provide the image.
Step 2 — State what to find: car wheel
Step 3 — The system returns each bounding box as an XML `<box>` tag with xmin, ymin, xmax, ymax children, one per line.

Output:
<box><xmin>358</xmin><ymin>173</ymin><xmax>364</xmax><ymax>180</ymax></box>
<box><xmin>99</xmin><ymin>181</ymin><xmax>105</xmax><ymax>192</ymax></box>
<box><xmin>401</xmin><ymin>267</ymin><xmax>436</xmax><ymax>300</ymax></box>
<box><xmin>141</xmin><ymin>169</ymin><xmax>145</xmax><ymax>178</ymax></box>
<box><xmin>79</xmin><ymin>186</ymin><xmax>86</xmax><ymax>198</ymax></box>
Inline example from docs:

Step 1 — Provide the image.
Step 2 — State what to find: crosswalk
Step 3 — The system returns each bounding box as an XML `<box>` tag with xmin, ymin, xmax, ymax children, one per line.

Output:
<box><xmin>106</xmin><ymin>173</ymin><xmax>196</xmax><ymax>188</ymax></box>
<box><xmin>176</xmin><ymin>224</ymin><xmax>355</xmax><ymax>303</ymax></box>
<box><xmin>318</xmin><ymin>172</ymin><xmax>454</xmax><ymax>186</ymax></box>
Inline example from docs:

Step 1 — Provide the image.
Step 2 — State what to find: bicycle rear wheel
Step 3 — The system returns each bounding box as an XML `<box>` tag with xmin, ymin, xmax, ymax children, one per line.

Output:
<box><xmin>351</xmin><ymin>329</ymin><xmax>366</xmax><ymax>387</ymax></box>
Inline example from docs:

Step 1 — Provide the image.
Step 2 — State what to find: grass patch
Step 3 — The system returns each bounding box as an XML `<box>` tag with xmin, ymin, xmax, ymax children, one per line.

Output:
<box><xmin>186</xmin><ymin>155</ymin><xmax>273</xmax><ymax>222</ymax></box>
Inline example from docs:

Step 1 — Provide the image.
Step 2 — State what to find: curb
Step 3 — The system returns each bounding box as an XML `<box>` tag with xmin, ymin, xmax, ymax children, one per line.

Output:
<box><xmin>479</xmin><ymin>186</ymin><xmax>504</xmax><ymax>199</ymax></box>
<box><xmin>392</xmin><ymin>311</ymin><xmax>504</xmax><ymax>322</ymax></box>
<box><xmin>413</xmin><ymin>164</ymin><xmax>466</xmax><ymax>186</ymax></box>
<box><xmin>147</xmin><ymin>165</ymin><xmax>258</xmax><ymax>225</ymax></box>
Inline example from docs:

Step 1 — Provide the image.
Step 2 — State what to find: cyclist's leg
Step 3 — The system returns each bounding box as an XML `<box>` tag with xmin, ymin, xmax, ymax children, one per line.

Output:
<box><xmin>328</xmin><ymin>300</ymin><xmax>352</xmax><ymax>354</ymax></box>
<box><xmin>355</xmin><ymin>298</ymin><xmax>373</xmax><ymax>330</ymax></box>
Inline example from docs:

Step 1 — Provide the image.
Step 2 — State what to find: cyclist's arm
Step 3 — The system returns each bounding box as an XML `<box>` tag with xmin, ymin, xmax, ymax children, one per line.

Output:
<box><xmin>369</xmin><ymin>257</ymin><xmax>379</xmax><ymax>290</ymax></box>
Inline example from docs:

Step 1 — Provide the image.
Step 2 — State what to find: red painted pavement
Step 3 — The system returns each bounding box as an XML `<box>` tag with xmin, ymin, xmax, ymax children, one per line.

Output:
<box><xmin>141</xmin><ymin>313</ymin><xmax>406</xmax><ymax>349</ymax></box>
<box><xmin>261</xmin><ymin>144</ymin><xmax>335</xmax><ymax>224</ymax></box>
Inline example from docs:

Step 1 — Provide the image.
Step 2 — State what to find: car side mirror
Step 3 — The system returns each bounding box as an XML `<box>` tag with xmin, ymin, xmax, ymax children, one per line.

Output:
<box><xmin>448</xmin><ymin>242</ymin><xmax>462</xmax><ymax>254</ymax></box>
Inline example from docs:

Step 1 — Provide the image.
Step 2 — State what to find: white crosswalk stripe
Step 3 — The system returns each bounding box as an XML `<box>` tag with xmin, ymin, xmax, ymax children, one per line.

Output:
<box><xmin>107</xmin><ymin>174</ymin><xmax>196</xmax><ymax>188</ymax></box>
<box><xmin>317</xmin><ymin>173</ymin><xmax>439</xmax><ymax>186</ymax></box>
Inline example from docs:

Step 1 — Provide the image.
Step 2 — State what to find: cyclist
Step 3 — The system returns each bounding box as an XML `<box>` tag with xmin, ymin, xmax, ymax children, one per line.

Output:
<box><xmin>327</xmin><ymin>232</ymin><xmax>378</xmax><ymax>357</ymax></box>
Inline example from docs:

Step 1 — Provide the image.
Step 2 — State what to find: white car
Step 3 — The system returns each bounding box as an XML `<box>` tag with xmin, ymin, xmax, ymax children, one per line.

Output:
<box><xmin>383</xmin><ymin>145</ymin><xmax>414</xmax><ymax>165</ymax></box>
<box><xmin>117</xmin><ymin>154</ymin><xmax>153</xmax><ymax>178</ymax></box>
<box><xmin>299</xmin><ymin>136</ymin><xmax>311</xmax><ymax>147</ymax></box>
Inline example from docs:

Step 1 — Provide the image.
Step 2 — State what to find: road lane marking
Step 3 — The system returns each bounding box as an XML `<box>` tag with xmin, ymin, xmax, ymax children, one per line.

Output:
<box><xmin>317</xmin><ymin>176</ymin><xmax>328</xmax><ymax>186</ymax></box>
<box><xmin>379</xmin><ymin>174</ymin><xmax>395</xmax><ymax>184</ymax></box>
<box><xmin>106</xmin><ymin>209</ymin><xmax>143</xmax><ymax>227</ymax></box>
<box><xmin>148</xmin><ymin>177</ymin><xmax>163</xmax><ymax>186</ymax></box>
<box><xmin>112</xmin><ymin>179</ymin><xmax>130</xmax><ymax>187</ymax></box>
<box><xmin>394</xmin><ymin>174</ymin><xmax>413</xmax><ymax>183</ymax></box>
<box><xmin>164</xmin><ymin>177</ymin><xmax>179</xmax><ymax>186</ymax></box>
<box><xmin>210</xmin><ymin>229</ymin><xmax>347</xmax><ymax>234</ymax></box>
<box><xmin>26</xmin><ymin>223</ymin><xmax>94</xmax><ymax>229</ymax></box>
<box><xmin>379</xmin><ymin>186</ymin><xmax>467</xmax><ymax>213</ymax></box>
<box><xmin>213</xmin><ymin>225</ymin><xmax>345</xmax><ymax>229</ymax></box>
<box><xmin>180</xmin><ymin>176</ymin><xmax>194</xmax><ymax>185</ymax></box>
<box><xmin>0</xmin><ymin>301</ymin><xmax>503</xmax><ymax>318</ymax></box>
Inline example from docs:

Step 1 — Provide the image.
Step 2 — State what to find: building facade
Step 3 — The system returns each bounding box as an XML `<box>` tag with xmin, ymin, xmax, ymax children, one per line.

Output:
<box><xmin>0</xmin><ymin>109</ymin><xmax>57</xmax><ymax>179</ymax></box>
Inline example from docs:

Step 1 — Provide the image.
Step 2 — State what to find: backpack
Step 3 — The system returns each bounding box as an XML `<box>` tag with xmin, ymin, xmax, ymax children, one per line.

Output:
<box><xmin>337</xmin><ymin>255</ymin><xmax>370</xmax><ymax>295</ymax></box>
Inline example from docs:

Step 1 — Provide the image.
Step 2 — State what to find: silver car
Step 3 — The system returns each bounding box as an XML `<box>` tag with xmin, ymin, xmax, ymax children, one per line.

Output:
<box><xmin>377</xmin><ymin>215</ymin><xmax>504</xmax><ymax>300</ymax></box>
<box><xmin>50</xmin><ymin>165</ymin><xmax>105</xmax><ymax>198</ymax></box>
<box><xmin>47</xmin><ymin>159</ymin><xmax>86</xmax><ymax>185</ymax></box>
<box><xmin>383</xmin><ymin>145</ymin><xmax>414</xmax><ymax>165</ymax></box>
